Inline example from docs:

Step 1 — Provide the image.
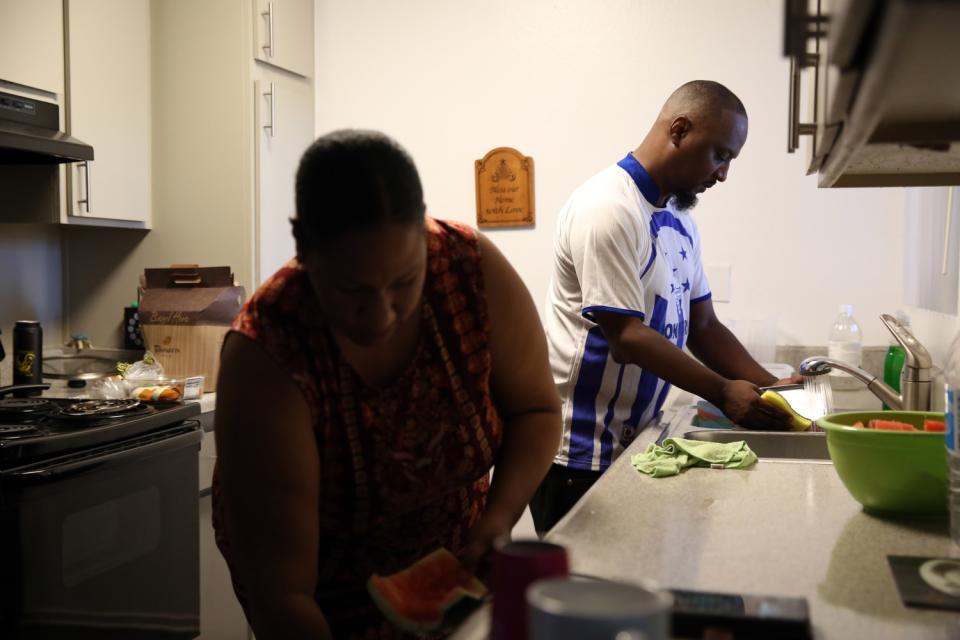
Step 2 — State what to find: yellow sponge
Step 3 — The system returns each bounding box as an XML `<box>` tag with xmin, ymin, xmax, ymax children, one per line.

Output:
<box><xmin>760</xmin><ymin>390</ymin><xmax>812</xmax><ymax>432</ymax></box>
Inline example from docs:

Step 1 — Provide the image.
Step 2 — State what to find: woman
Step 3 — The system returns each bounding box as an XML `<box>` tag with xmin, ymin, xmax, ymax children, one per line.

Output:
<box><xmin>212</xmin><ymin>130</ymin><xmax>560</xmax><ymax>638</ymax></box>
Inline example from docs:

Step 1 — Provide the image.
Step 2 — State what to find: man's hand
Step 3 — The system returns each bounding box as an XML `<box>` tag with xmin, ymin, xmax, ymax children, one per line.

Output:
<box><xmin>718</xmin><ymin>379</ymin><xmax>792</xmax><ymax>430</ymax></box>
<box><xmin>771</xmin><ymin>374</ymin><xmax>804</xmax><ymax>387</ymax></box>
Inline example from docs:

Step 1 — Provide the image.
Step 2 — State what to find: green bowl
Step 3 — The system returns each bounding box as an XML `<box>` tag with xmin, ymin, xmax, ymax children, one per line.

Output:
<box><xmin>816</xmin><ymin>411</ymin><xmax>948</xmax><ymax>516</ymax></box>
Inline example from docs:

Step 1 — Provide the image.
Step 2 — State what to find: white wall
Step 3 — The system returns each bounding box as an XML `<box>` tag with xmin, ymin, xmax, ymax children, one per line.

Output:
<box><xmin>311</xmin><ymin>1</ymin><xmax>950</xmax><ymax>359</ymax></box>
<box><xmin>0</xmin><ymin>226</ymin><xmax>64</xmax><ymax>386</ymax></box>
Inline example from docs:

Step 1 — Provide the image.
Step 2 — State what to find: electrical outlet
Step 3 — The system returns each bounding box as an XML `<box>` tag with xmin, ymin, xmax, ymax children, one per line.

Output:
<box><xmin>705</xmin><ymin>264</ymin><xmax>731</xmax><ymax>302</ymax></box>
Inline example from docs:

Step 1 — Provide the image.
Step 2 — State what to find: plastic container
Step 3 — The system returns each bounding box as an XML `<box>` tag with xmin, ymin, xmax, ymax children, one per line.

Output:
<box><xmin>945</xmin><ymin>332</ymin><xmax>960</xmax><ymax>545</ymax></box>
<box><xmin>527</xmin><ymin>577</ymin><xmax>672</xmax><ymax>640</ymax></box>
<box><xmin>127</xmin><ymin>378</ymin><xmax>187</xmax><ymax>403</ymax></box>
<box><xmin>124</xmin><ymin>375</ymin><xmax>204</xmax><ymax>403</ymax></box>
<box><xmin>827</xmin><ymin>305</ymin><xmax>862</xmax><ymax>377</ymax></box>
<box><xmin>882</xmin><ymin>311</ymin><xmax>911</xmax><ymax>410</ymax></box>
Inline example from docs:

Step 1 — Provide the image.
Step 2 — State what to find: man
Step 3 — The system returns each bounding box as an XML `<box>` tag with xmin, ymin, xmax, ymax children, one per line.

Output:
<box><xmin>531</xmin><ymin>80</ymin><xmax>796</xmax><ymax>535</ymax></box>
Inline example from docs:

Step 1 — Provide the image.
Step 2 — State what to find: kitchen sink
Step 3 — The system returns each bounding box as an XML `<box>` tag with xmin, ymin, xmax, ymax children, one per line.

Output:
<box><xmin>683</xmin><ymin>429</ymin><xmax>830</xmax><ymax>461</ymax></box>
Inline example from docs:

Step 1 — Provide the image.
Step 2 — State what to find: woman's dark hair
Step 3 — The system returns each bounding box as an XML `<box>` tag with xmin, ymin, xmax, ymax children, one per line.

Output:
<box><xmin>292</xmin><ymin>129</ymin><xmax>426</xmax><ymax>253</ymax></box>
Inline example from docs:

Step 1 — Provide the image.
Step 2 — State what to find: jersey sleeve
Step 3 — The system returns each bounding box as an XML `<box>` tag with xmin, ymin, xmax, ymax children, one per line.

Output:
<box><xmin>566</xmin><ymin>195</ymin><xmax>651</xmax><ymax>322</ymax></box>
<box><xmin>687</xmin><ymin>216</ymin><xmax>712</xmax><ymax>304</ymax></box>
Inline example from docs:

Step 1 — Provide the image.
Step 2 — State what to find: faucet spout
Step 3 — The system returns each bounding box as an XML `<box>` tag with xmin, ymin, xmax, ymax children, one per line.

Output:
<box><xmin>799</xmin><ymin>357</ymin><xmax>904</xmax><ymax>410</ymax></box>
<box><xmin>799</xmin><ymin>313</ymin><xmax>934</xmax><ymax>411</ymax></box>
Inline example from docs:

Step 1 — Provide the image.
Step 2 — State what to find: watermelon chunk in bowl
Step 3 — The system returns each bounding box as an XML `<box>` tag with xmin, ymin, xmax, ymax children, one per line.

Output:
<box><xmin>368</xmin><ymin>548</ymin><xmax>487</xmax><ymax>634</ymax></box>
<box><xmin>816</xmin><ymin>411</ymin><xmax>948</xmax><ymax>516</ymax></box>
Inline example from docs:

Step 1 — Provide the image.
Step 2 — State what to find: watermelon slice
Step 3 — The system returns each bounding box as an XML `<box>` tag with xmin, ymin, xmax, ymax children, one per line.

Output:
<box><xmin>368</xmin><ymin>547</ymin><xmax>487</xmax><ymax>633</ymax></box>
<box><xmin>923</xmin><ymin>419</ymin><xmax>946</xmax><ymax>432</ymax></box>
<box><xmin>867</xmin><ymin>419</ymin><xmax>917</xmax><ymax>431</ymax></box>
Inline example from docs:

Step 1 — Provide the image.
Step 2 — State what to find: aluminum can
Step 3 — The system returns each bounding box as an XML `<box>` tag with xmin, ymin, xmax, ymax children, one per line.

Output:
<box><xmin>13</xmin><ymin>320</ymin><xmax>42</xmax><ymax>395</ymax></box>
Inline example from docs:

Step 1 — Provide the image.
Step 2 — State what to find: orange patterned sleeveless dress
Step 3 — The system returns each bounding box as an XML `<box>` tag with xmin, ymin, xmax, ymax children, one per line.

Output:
<box><xmin>212</xmin><ymin>217</ymin><xmax>502</xmax><ymax>638</ymax></box>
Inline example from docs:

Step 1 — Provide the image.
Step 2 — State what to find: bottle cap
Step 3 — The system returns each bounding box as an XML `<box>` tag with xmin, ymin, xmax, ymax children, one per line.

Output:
<box><xmin>839</xmin><ymin>304</ymin><xmax>854</xmax><ymax>316</ymax></box>
<box><xmin>894</xmin><ymin>309</ymin><xmax>911</xmax><ymax>327</ymax></box>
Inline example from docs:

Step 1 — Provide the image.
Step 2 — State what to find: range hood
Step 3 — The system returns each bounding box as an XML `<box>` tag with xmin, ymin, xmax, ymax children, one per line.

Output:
<box><xmin>785</xmin><ymin>0</ymin><xmax>960</xmax><ymax>187</ymax></box>
<box><xmin>0</xmin><ymin>90</ymin><xmax>93</xmax><ymax>165</ymax></box>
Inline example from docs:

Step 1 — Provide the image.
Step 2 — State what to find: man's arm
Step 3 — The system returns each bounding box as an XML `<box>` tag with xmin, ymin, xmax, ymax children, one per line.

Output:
<box><xmin>686</xmin><ymin>298</ymin><xmax>779</xmax><ymax>387</ymax></box>
<box><xmin>593</xmin><ymin>310</ymin><xmax>790</xmax><ymax>429</ymax></box>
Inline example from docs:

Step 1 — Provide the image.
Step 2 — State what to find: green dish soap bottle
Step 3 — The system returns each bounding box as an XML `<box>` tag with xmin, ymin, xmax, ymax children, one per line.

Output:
<box><xmin>882</xmin><ymin>310</ymin><xmax>910</xmax><ymax>410</ymax></box>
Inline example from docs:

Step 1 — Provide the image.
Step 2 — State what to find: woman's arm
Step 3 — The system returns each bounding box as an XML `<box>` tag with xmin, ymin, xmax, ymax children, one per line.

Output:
<box><xmin>460</xmin><ymin>233</ymin><xmax>562</xmax><ymax>568</ymax></box>
<box><xmin>214</xmin><ymin>333</ymin><xmax>333</xmax><ymax>640</ymax></box>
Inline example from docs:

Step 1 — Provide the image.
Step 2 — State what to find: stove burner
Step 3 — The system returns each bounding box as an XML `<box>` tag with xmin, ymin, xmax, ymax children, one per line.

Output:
<box><xmin>47</xmin><ymin>400</ymin><xmax>155</xmax><ymax>424</ymax></box>
<box><xmin>0</xmin><ymin>398</ymin><xmax>56</xmax><ymax>416</ymax></box>
<box><xmin>61</xmin><ymin>399</ymin><xmax>142</xmax><ymax>417</ymax></box>
<box><xmin>0</xmin><ymin>424</ymin><xmax>39</xmax><ymax>436</ymax></box>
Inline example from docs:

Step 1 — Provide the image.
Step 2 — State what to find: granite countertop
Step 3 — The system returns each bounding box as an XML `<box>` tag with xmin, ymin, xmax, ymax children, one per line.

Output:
<box><xmin>545</xmin><ymin>456</ymin><xmax>958</xmax><ymax>638</ymax></box>
<box><xmin>453</xmin><ymin>390</ymin><xmax>959</xmax><ymax>639</ymax></box>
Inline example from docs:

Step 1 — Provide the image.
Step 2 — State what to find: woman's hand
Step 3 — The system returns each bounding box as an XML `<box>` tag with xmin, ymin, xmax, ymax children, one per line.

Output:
<box><xmin>459</xmin><ymin>508</ymin><xmax>513</xmax><ymax>581</ymax></box>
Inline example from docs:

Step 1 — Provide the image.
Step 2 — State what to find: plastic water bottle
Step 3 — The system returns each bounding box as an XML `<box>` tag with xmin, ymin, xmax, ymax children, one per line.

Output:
<box><xmin>827</xmin><ymin>305</ymin><xmax>862</xmax><ymax>377</ymax></box>
<box><xmin>945</xmin><ymin>332</ymin><xmax>960</xmax><ymax>547</ymax></box>
<box><xmin>882</xmin><ymin>311</ymin><xmax>911</xmax><ymax>410</ymax></box>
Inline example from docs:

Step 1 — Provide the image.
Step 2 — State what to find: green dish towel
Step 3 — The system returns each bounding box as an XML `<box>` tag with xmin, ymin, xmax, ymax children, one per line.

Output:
<box><xmin>631</xmin><ymin>437</ymin><xmax>758</xmax><ymax>478</ymax></box>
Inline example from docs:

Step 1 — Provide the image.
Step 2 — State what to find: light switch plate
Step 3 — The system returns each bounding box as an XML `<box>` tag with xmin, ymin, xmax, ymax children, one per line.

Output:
<box><xmin>705</xmin><ymin>264</ymin><xmax>731</xmax><ymax>302</ymax></box>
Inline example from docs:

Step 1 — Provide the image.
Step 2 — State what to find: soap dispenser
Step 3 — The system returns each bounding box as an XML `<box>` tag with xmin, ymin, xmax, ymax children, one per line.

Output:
<box><xmin>882</xmin><ymin>311</ymin><xmax>911</xmax><ymax>410</ymax></box>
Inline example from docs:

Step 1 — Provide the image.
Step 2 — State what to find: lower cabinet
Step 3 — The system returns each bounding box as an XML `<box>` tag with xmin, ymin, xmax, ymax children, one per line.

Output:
<box><xmin>199</xmin><ymin>494</ymin><xmax>251</xmax><ymax>639</ymax></box>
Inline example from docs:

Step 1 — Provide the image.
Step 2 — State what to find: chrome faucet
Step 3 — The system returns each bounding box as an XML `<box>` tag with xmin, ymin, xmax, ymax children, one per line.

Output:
<box><xmin>799</xmin><ymin>313</ymin><xmax>933</xmax><ymax>411</ymax></box>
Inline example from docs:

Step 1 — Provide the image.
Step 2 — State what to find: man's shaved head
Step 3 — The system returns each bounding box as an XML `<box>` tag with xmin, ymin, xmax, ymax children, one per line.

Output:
<box><xmin>633</xmin><ymin>80</ymin><xmax>748</xmax><ymax>210</ymax></box>
<box><xmin>659</xmin><ymin>80</ymin><xmax>747</xmax><ymax>123</ymax></box>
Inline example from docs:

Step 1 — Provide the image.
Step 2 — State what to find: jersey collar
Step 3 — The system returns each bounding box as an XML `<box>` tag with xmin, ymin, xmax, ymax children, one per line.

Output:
<box><xmin>616</xmin><ymin>153</ymin><xmax>661</xmax><ymax>206</ymax></box>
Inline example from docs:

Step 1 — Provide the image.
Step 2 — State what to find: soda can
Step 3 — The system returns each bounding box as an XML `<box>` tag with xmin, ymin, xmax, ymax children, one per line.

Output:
<box><xmin>13</xmin><ymin>320</ymin><xmax>43</xmax><ymax>396</ymax></box>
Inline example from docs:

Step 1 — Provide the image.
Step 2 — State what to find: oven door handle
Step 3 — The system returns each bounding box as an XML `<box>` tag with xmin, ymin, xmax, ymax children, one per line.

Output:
<box><xmin>5</xmin><ymin>425</ymin><xmax>202</xmax><ymax>481</ymax></box>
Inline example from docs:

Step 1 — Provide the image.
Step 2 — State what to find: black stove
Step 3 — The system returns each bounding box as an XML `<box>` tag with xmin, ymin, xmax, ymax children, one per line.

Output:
<box><xmin>1</xmin><ymin>393</ymin><xmax>203</xmax><ymax>638</ymax></box>
<box><xmin>0</xmin><ymin>396</ymin><xmax>200</xmax><ymax>466</ymax></box>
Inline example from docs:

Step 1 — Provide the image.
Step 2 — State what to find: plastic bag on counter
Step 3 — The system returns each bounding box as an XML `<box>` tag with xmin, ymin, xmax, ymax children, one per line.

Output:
<box><xmin>118</xmin><ymin>350</ymin><xmax>165</xmax><ymax>380</ymax></box>
<box><xmin>87</xmin><ymin>375</ymin><xmax>130</xmax><ymax>400</ymax></box>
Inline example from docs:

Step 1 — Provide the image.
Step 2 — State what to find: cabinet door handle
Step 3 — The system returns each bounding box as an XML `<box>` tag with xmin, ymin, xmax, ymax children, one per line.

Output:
<box><xmin>261</xmin><ymin>2</ymin><xmax>274</xmax><ymax>58</ymax></box>
<box><xmin>76</xmin><ymin>161</ymin><xmax>91</xmax><ymax>213</ymax></box>
<box><xmin>263</xmin><ymin>82</ymin><xmax>276</xmax><ymax>137</ymax></box>
<box><xmin>787</xmin><ymin>53</ymin><xmax>819</xmax><ymax>153</ymax></box>
<box><xmin>943</xmin><ymin>187</ymin><xmax>955</xmax><ymax>276</ymax></box>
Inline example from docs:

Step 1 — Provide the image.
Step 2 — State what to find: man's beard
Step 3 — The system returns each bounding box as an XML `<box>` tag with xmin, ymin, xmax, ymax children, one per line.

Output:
<box><xmin>671</xmin><ymin>190</ymin><xmax>699</xmax><ymax>211</ymax></box>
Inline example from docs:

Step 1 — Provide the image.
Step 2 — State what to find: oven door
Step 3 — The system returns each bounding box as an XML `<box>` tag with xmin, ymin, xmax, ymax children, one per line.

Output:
<box><xmin>0</xmin><ymin>423</ymin><xmax>202</xmax><ymax>639</ymax></box>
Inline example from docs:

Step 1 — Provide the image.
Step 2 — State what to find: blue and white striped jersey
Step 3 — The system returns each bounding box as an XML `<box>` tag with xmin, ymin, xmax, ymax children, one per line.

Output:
<box><xmin>545</xmin><ymin>154</ymin><xmax>712</xmax><ymax>471</ymax></box>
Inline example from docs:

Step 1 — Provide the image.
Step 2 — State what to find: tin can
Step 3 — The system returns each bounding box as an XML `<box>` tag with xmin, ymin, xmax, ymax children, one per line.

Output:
<box><xmin>13</xmin><ymin>320</ymin><xmax>43</xmax><ymax>396</ymax></box>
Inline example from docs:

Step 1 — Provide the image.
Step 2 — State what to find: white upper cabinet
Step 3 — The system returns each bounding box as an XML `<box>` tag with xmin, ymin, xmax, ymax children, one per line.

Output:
<box><xmin>904</xmin><ymin>187</ymin><xmax>960</xmax><ymax>314</ymax></box>
<box><xmin>65</xmin><ymin>0</ymin><xmax>152</xmax><ymax>227</ymax></box>
<box><xmin>0</xmin><ymin>0</ymin><xmax>64</xmax><ymax>96</ymax></box>
<box><xmin>252</xmin><ymin>0</ymin><xmax>314</xmax><ymax>78</ymax></box>
<box><xmin>254</xmin><ymin>71</ymin><xmax>315</xmax><ymax>283</ymax></box>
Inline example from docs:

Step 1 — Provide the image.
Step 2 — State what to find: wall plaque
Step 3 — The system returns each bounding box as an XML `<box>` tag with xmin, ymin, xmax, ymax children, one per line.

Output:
<box><xmin>475</xmin><ymin>147</ymin><xmax>535</xmax><ymax>228</ymax></box>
